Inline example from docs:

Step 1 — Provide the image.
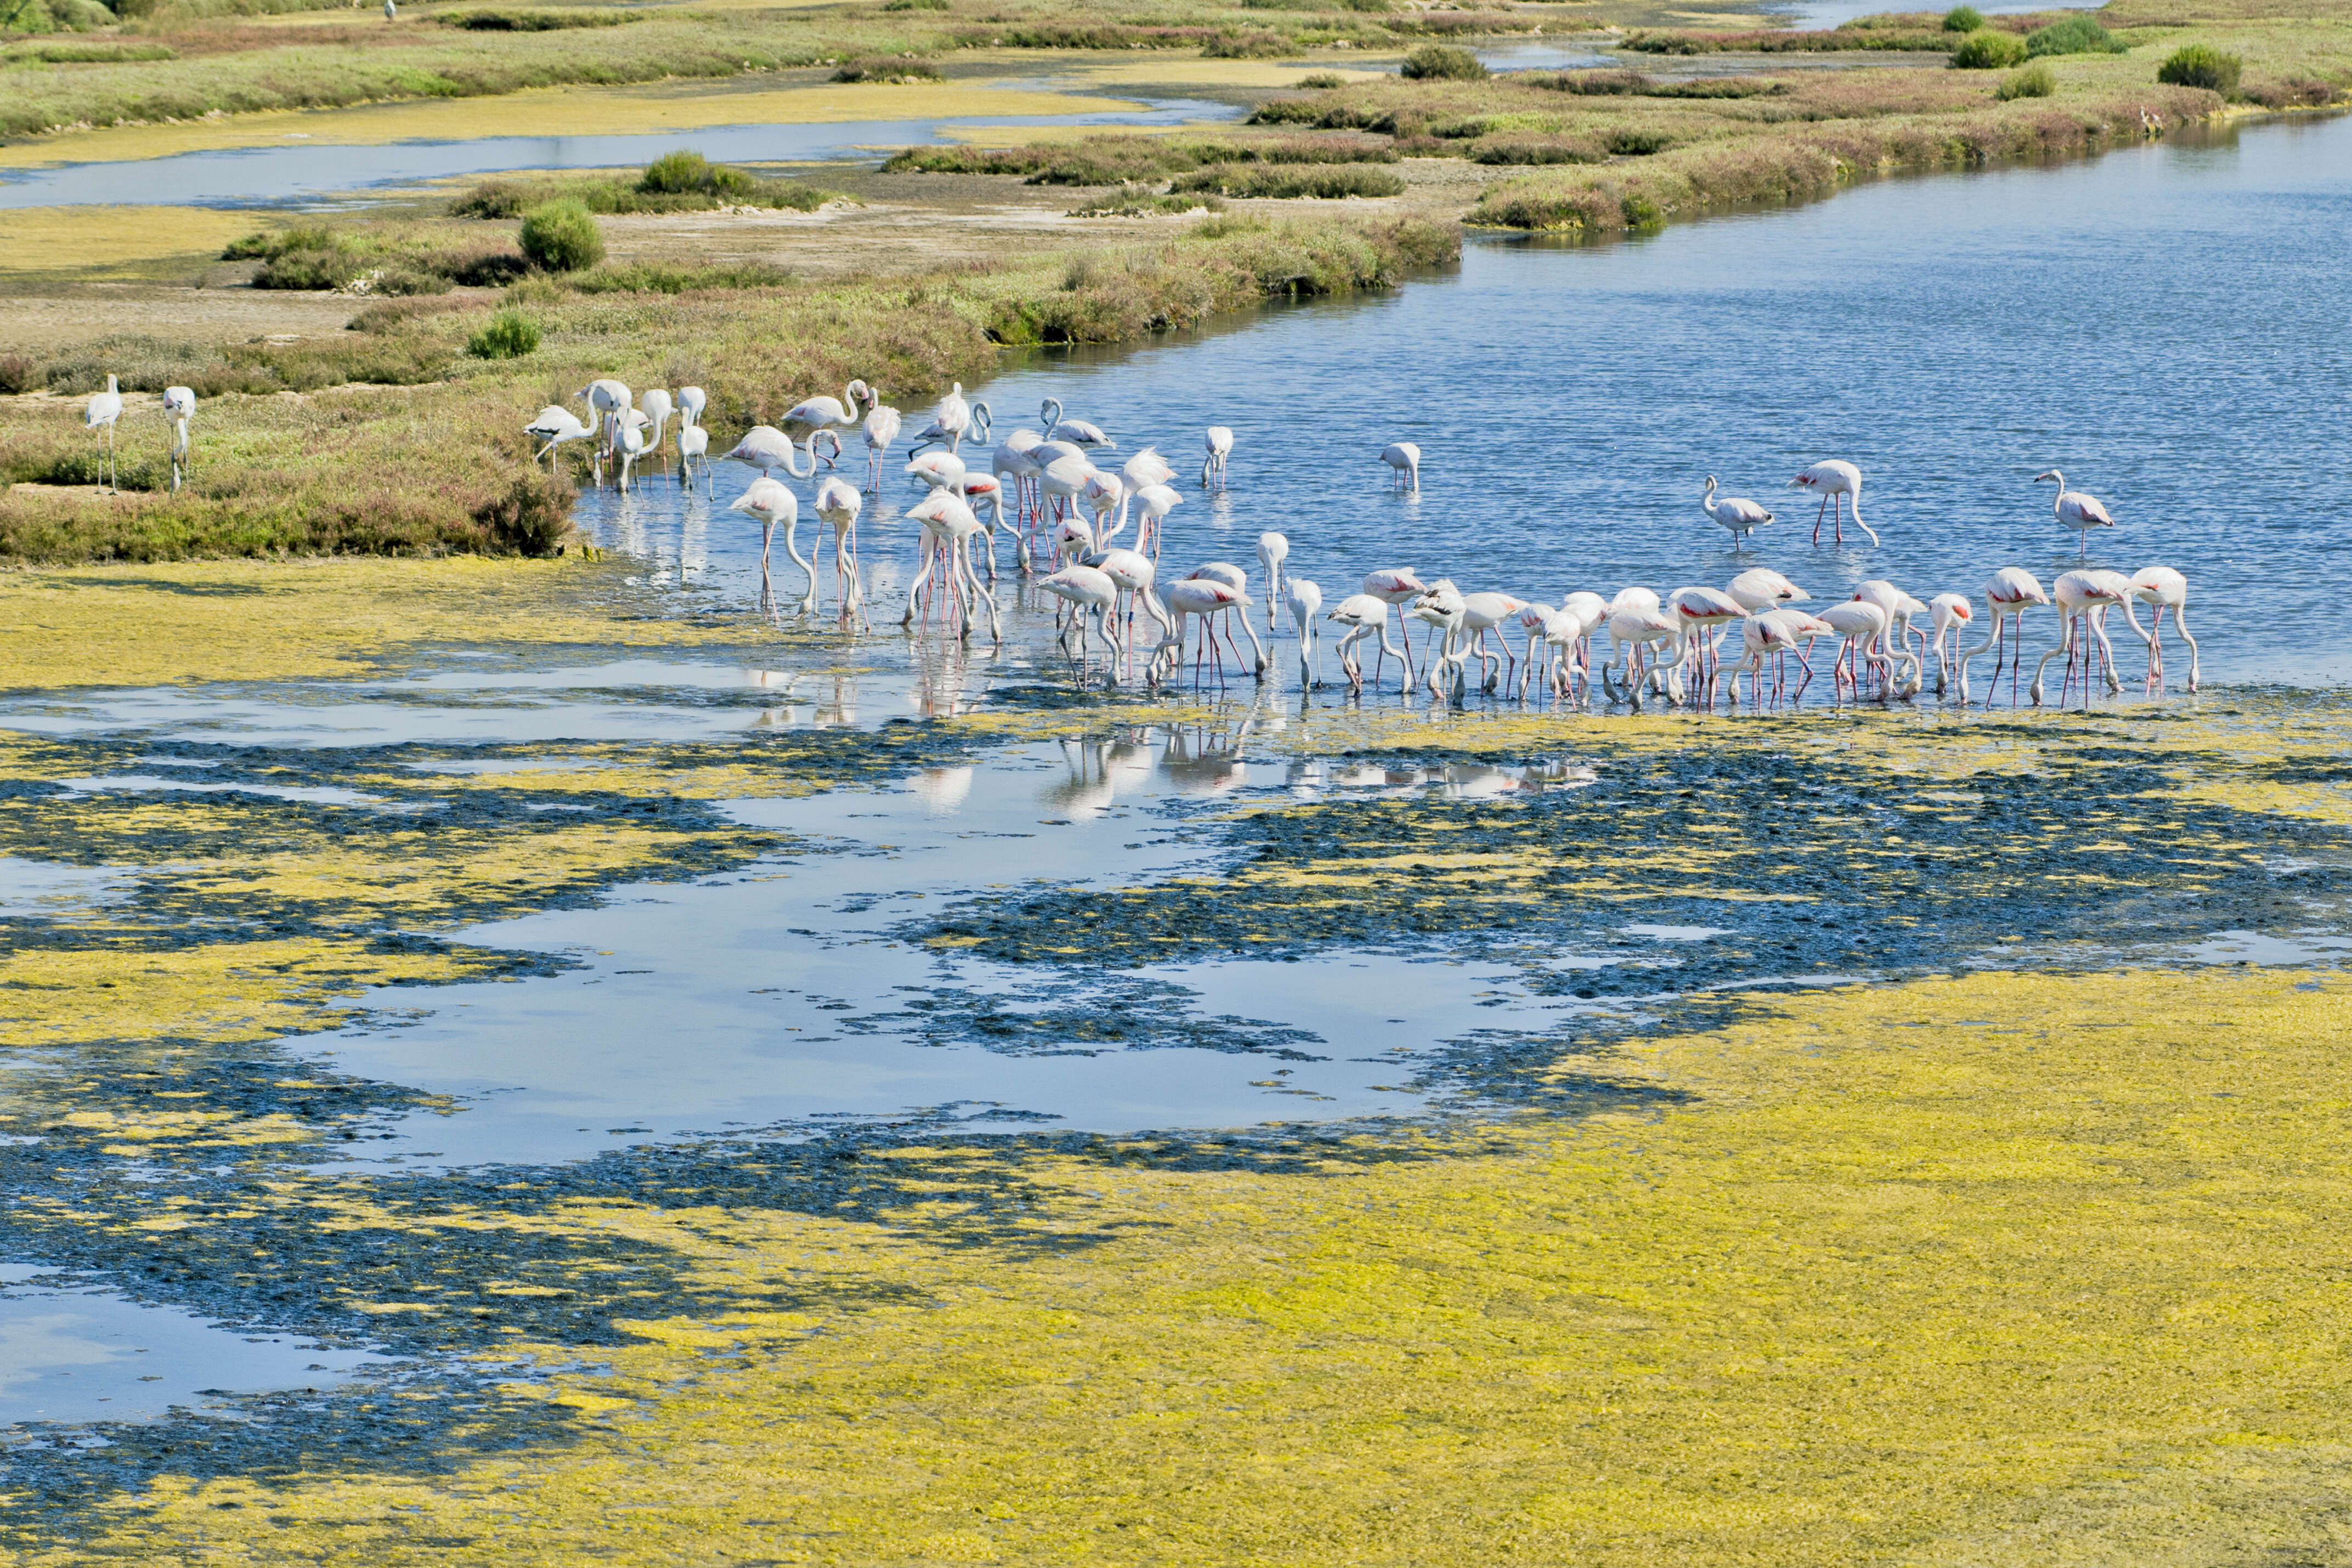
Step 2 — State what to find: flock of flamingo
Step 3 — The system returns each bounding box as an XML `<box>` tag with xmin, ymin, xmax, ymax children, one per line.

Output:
<box><xmin>508</xmin><ymin>375</ymin><xmax>2201</xmax><ymax>712</ymax></box>
<box><xmin>91</xmin><ymin>369</ymin><xmax>2193</xmax><ymax>712</ymax></box>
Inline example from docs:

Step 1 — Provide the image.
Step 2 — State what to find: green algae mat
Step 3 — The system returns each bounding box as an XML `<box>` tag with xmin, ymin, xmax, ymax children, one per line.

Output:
<box><xmin>6</xmin><ymin>561</ymin><xmax>2352</xmax><ymax>1565</ymax></box>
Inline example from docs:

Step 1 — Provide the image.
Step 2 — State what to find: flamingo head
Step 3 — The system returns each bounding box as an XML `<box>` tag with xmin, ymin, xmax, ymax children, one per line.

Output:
<box><xmin>2033</xmin><ymin>469</ymin><xmax>2061</xmax><ymax>485</ymax></box>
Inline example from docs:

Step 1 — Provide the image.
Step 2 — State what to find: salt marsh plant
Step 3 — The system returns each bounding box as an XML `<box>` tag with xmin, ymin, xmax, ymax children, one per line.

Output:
<box><xmin>1400</xmin><ymin>43</ymin><xmax>1486</xmax><ymax>80</ymax></box>
<box><xmin>2025</xmin><ymin>15</ymin><xmax>2125</xmax><ymax>55</ymax></box>
<box><xmin>2159</xmin><ymin>42</ymin><xmax>2243</xmax><ymax>93</ymax></box>
<box><xmin>518</xmin><ymin>199</ymin><xmax>604</xmax><ymax>273</ymax></box>
<box><xmin>1997</xmin><ymin>60</ymin><xmax>2057</xmax><ymax>98</ymax></box>
<box><xmin>466</xmin><ymin>309</ymin><xmax>541</xmax><ymax>360</ymax></box>
<box><xmin>1952</xmin><ymin>27</ymin><xmax>2028</xmax><ymax>66</ymax></box>
<box><xmin>1171</xmin><ymin>163</ymin><xmax>1407</xmax><ymax>199</ymax></box>
<box><xmin>1942</xmin><ymin>4</ymin><xmax>1982</xmax><ymax>29</ymax></box>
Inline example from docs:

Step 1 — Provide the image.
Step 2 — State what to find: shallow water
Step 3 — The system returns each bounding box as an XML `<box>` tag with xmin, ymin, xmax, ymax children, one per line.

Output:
<box><xmin>0</xmin><ymin>99</ymin><xmax>1234</xmax><ymax>210</ymax></box>
<box><xmin>0</xmin><ymin>1268</ymin><xmax>393</xmax><ymax>1427</ymax></box>
<box><xmin>577</xmin><ymin>110</ymin><xmax>2351</xmax><ymax>690</ymax></box>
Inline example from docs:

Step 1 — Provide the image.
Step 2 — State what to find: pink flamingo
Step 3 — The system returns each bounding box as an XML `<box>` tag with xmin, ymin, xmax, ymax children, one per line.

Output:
<box><xmin>1955</xmin><ymin>567</ymin><xmax>2050</xmax><ymax>706</ymax></box>
<box><xmin>2035</xmin><ymin>469</ymin><xmax>2115</xmax><ymax>558</ymax></box>
<box><xmin>1789</xmin><ymin>459</ymin><xmax>1877</xmax><ymax>546</ymax></box>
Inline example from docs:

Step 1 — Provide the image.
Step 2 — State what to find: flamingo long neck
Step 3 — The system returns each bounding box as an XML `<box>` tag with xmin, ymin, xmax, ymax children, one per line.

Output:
<box><xmin>2048</xmin><ymin>472</ymin><xmax>2066</xmax><ymax>521</ymax></box>
<box><xmin>781</xmin><ymin>439</ymin><xmax>814</xmax><ymax>479</ymax></box>
<box><xmin>1041</xmin><ymin>398</ymin><xmax>1062</xmax><ymax>433</ymax></box>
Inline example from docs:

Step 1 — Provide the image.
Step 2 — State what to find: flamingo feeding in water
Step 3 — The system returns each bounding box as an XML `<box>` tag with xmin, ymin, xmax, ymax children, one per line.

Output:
<box><xmin>862</xmin><ymin>398</ymin><xmax>903</xmax><ymax>492</ymax></box>
<box><xmin>2127</xmin><ymin>566</ymin><xmax>2198</xmax><ymax>692</ymax></box>
<box><xmin>1257</xmin><ymin>533</ymin><xmax>1289</xmax><ymax>630</ymax></box>
<box><xmin>727</xmin><ymin>477</ymin><xmax>813</xmax><ymax>611</ymax></box>
<box><xmin>1790</xmin><ymin>459</ymin><xmax>1877</xmax><ymax>546</ymax></box>
<box><xmin>1701</xmin><ymin>476</ymin><xmax>1774</xmax><ymax>548</ymax></box>
<box><xmin>1955</xmin><ymin>566</ymin><xmax>2050</xmax><ymax>706</ymax></box>
<box><xmin>1203</xmin><ymin>425</ymin><xmax>1232</xmax><ymax>489</ymax></box>
<box><xmin>2030</xmin><ymin>569</ymin><xmax>2134</xmax><ymax>708</ymax></box>
<box><xmin>1041</xmin><ymin>397</ymin><xmax>1113</xmax><ymax>451</ymax></box>
<box><xmin>813</xmin><ymin>477</ymin><xmax>864</xmax><ymax>619</ymax></box>
<box><xmin>1286</xmin><ymin>578</ymin><xmax>1324</xmax><ymax>686</ymax></box>
<box><xmin>2036</xmin><ymin>468</ymin><xmax>2116</xmax><ymax>558</ymax></box>
<box><xmin>1327</xmin><ymin>593</ymin><xmax>1403</xmax><ymax>692</ymax></box>
<box><xmin>1381</xmin><ymin>442</ymin><xmax>1420</xmax><ymax>493</ymax></box>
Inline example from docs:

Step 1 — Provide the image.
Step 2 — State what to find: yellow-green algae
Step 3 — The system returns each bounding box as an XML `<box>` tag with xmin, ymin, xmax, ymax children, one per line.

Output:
<box><xmin>28</xmin><ymin>965</ymin><xmax>2352</xmax><ymax>1566</ymax></box>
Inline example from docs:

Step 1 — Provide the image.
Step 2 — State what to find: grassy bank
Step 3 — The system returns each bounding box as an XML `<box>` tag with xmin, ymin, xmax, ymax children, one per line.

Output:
<box><xmin>0</xmin><ymin>212</ymin><xmax>1455</xmax><ymax>561</ymax></box>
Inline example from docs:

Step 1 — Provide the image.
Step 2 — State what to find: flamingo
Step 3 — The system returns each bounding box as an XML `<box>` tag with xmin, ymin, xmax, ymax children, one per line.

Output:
<box><xmin>1601</xmin><ymin>607</ymin><xmax>1682</xmax><ymax>708</ymax></box>
<box><xmin>2036</xmin><ymin>469</ymin><xmax>2116</xmax><ymax>558</ymax></box>
<box><xmin>1187</xmin><ymin>561</ymin><xmax>1251</xmax><ymax>669</ymax></box>
<box><xmin>1053</xmin><ymin>516</ymin><xmax>1098</xmax><ymax>570</ymax></box>
<box><xmin>911</xmin><ymin>383</ymin><xmax>990</xmax><ymax>455</ymax></box>
<box><xmin>525</xmin><ymin>406</ymin><xmax>594</xmax><ymax>470</ymax></box>
<box><xmin>1757</xmin><ymin>607</ymin><xmax>1834</xmax><ymax>703</ymax></box>
<box><xmin>161</xmin><ymin>385</ymin><xmax>194</xmax><ymax>494</ymax></box>
<box><xmin>638</xmin><ymin>389</ymin><xmax>675</xmax><ymax>475</ymax></box>
<box><xmin>781</xmin><ymin>378</ymin><xmax>869</xmax><ymax>454</ymax></box>
<box><xmin>1038</xmin><ymin>453</ymin><xmax>1096</xmax><ymax>525</ymax></box>
<box><xmin>956</xmin><ymin>472</ymin><xmax>1015</xmax><ymax>579</ymax></box>
<box><xmin>1040</xmin><ymin>397</ymin><xmax>1113</xmax><ymax>450</ymax></box>
<box><xmin>1559</xmin><ymin>590</ymin><xmax>1610</xmax><ymax>686</ymax></box>
<box><xmin>1122</xmin><ymin>448</ymin><xmax>1175</xmax><ymax>494</ymax></box>
<box><xmin>813</xmin><ymin>477</ymin><xmax>863</xmax><ymax>619</ymax></box>
<box><xmin>1037</xmin><ymin>565</ymin><xmax>1120</xmax><ymax>677</ymax></box>
<box><xmin>1081</xmin><ymin>469</ymin><xmax>1128</xmax><ymax>547</ymax></box>
<box><xmin>1203</xmin><ymin>425</ymin><xmax>1233</xmax><ymax>489</ymax></box>
<box><xmin>992</xmin><ymin>438</ymin><xmax>1043</xmax><ymax>538</ymax></box>
<box><xmin>1789</xmin><ymin>459</ymin><xmax>1876</xmax><ymax>546</ymax></box>
<box><xmin>1286</xmin><ymin>578</ymin><xmax>1324</xmax><ymax>686</ymax></box>
<box><xmin>905</xmin><ymin>451</ymin><xmax>966</xmax><ymax>493</ymax></box>
<box><xmin>1457</xmin><ymin>591</ymin><xmax>1530</xmax><ymax>692</ymax></box>
<box><xmin>1410</xmin><ymin>579</ymin><xmax>1469</xmax><ymax>697</ymax></box>
<box><xmin>1257</xmin><ymin>533</ymin><xmax>1289</xmax><ymax>630</ymax></box>
<box><xmin>1819</xmin><ymin>601</ymin><xmax>1912</xmax><ymax>700</ymax></box>
<box><xmin>903</xmin><ymin>490</ymin><xmax>999</xmax><ymax>642</ymax></box>
<box><xmin>85</xmin><ymin>374</ymin><xmax>122</xmax><ymax>493</ymax></box>
<box><xmin>1926</xmin><ymin>592</ymin><xmax>1972</xmax><ymax>694</ymax></box>
<box><xmin>1327</xmin><ymin>594</ymin><xmax>1403</xmax><ymax>691</ymax></box>
<box><xmin>1701</xmin><ymin>476</ymin><xmax>1774</xmax><ymax>548</ymax></box>
<box><xmin>862</xmin><ymin>398</ymin><xmax>903</xmax><ymax>493</ymax></box>
<box><xmin>677</xmin><ymin>385</ymin><xmax>706</xmax><ymax>431</ymax></box>
<box><xmin>2126</xmin><ymin>567</ymin><xmax>2198</xmax><ymax>692</ymax></box>
<box><xmin>1725</xmin><ymin>612</ymin><xmax>1805</xmax><ymax>707</ymax></box>
<box><xmin>614</xmin><ymin>411</ymin><xmax>653</xmax><ymax>493</ymax></box>
<box><xmin>2029</xmin><ymin>569</ymin><xmax>2133</xmax><ymax>708</ymax></box>
<box><xmin>727</xmin><ymin>477</ymin><xmax>813</xmax><ymax>610</ymax></box>
<box><xmin>677</xmin><ymin>421</ymin><xmax>710</xmax><ymax>493</ymax></box>
<box><xmin>1361</xmin><ymin>569</ymin><xmax>1432</xmax><ymax>678</ymax></box>
<box><xmin>725</xmin><ymin>426</ymin><xmax>816</xmax><ymax>480</ymax></box>
<box><xmin>579</xmin><ymin>378</ymin><xmax>631</xmax><ymax>472</ymax></box>
<box><xmin>1380</xmin><ymin>441</ymin><xmax>1420</xmax><ymax>493</ymax></box>
<box><xmin>1852</xmin><ymin>579</ymin><xmax>1926</xmax><ymax>671</ymax></box>
<box><xmin>1726</xmin><ymin>568</ymin><xmax>1805</xmax><ymax>614</ymax></box>
<box><xmin>1525</xmin><ymin>603</ymin><xmax>1596</xmax><ymax>700</ymax></box>
<box><xmin>1155</xmin><ymin>579</ymin><xmax>1263</xmax><ymax>683</ymax></box>
<box><xmin>1083</xmin><ymin>547</ymin><xmax>1168</xmax><ymax>654</ymax></box>
<box><xmin>1668</xmin><ymin>585</ymin><xmax>1749</xmax><ymax>702</ymax></box>
<box><xmin>1132</xmin><ymin>483</ymin><xmax>1181</xmax><ymax>558</ymax></box>
<box><xmin>1955</xmin><ymin>567</ymin><xmax>2050</xmax><ymax>706</ymax></box>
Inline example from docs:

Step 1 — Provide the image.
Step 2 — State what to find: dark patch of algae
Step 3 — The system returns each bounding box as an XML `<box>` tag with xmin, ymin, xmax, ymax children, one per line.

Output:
<box><xmin>10</xmin><ymin>564</ymin><xmax>2352</xmax><ymax>1566</ymax></box>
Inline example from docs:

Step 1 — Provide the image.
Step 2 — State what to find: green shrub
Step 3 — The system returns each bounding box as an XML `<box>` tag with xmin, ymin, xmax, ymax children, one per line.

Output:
<box><xmin>1941</xmin><ymin>4</ymin><xmax>1982</xmax><ymax>30</ymax></box>
<box><xmin>466</xmin><ymin>309</ymin><xmax>540</xmax><ymax>359</ymax></box>
<box><xmin>567</xmin><ymin>262</ymin><xmax>792</xmax><ymax>294</ymax></box>
<box><xmin>1995</xmin><ymin>60</ymin><xmax>2056</xmax><ymax>98</ymax></box>
<box><xmin>639</xmin><ymin>149</ymin><xmax>751</xmax><ymax>197</ymax></box>
<box><xmin>1951</xmin><ymin>27</ymin><xmax>2027</xmax><ymax>67</ymax></box>
<box><xmin>2157</xmin><ymin>43</ymin><xmax>2241</xmax><ymax>94</ymax></box>
<box><xmin>2025</xmin><ymin>15</ymin><xmax>2123</xmax><ymax>55</ymax></box>
<box><xmin>1604</xmin><ymin>127</ymin><xmax>1674</xmax><ymax>155</ymax></box>
<box><xmin>883</xmin><ymin>0</ymin><xmax>949</xmax><ymax>9</ymax></box>
<box><xmin>1620</xmin><ymin>193</ymin><xmax>1664</xmax><ymax>227</ymax></box>
<box><xmin>1202</xmin><ymin>31</ymin><xmax>1292</xmax><ymax>58</ymax></box>
<box><xmin>1400</xmin><ymin>43</ymin><xmax>1486</xmax><ymax>80</ymax></box>
<box><xmin>437</xmin><ymin>8</ymin><xmax>641</xmax><ymax>28</ymax></box>
<box><xmin>831</xmin><ymin>56</ymin><xmax>943</xmax><ymax>81</ymax></box>
<box><xmin>1067</xmin><ymin>191</ymin><xmax>1228</xmax><ymax>217</ymax></box>
<box><xmin>1472</xmin><ymin>137</ymin><xmax>1605</xmax><ymax>165</ymax></box>
<box><xmin>518</xmin><ymin>199</ymin><xmax>604</xmax><ymax>271</ymax></box>
<box><xmin>2236</xmin><ymin>76</ymin><xmax>2339</xmax><ymax>107</ymax></box>
<box><xmin>1296</xmin><ymin>71</ymin><xmax>1344</xmax><ymax>87</ymax></box>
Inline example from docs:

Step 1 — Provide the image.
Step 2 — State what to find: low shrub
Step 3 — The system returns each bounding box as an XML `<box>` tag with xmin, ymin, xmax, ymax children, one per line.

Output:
<box><xmin>2157</xmin><ymin>43</ymin><xmax>2241</xmax><ymax>94</ymax></box>
<box><xmin>1942</xmin><ymin>4</ymin><xmax>1982</xmax><ymax>30</ymax></box>
<box><xmin>1</xmin><ymin>41</ymin><xmax>177</xmax><ymax>60</ymax></box>
<box><xmin>884</xmin><ymin>0</ymin><xmax>949</xmax><ymax>10</ymax></box>
<box><xmin>454</xmin><ymin>161</ymin><xmax>835</xmax><ymax>217</ymax></box>
<box><xmin>1472</xmin><ymin>137</ymin><xmax>1605</xmax><ymax>165</ymax></box>
<box><xmin>1296</xmin><ymin>71</ymin><xmax>1345</xmax><ymax>87</ymax></box>
<box><xmin>1952</xmin><ymin>27</ymin><xmax>2027</xmax><ymax>67</ymax></box>
<box><xmin>518</xmin><ymin>199</ymin><xmax>605</xmax><ymax>271</ymax></box>
<box><xmin>1526</xmin><ymin>67</ymin><xmax>1783</xmax><ymax>98</ymax></box>
<box><xmin>640</xmin><ymin>149</ymin><xmax>749</xmax><ymax>197</ymax></box>
<box><xmin>1170</xmin><ymin>163</ymin><xmax>1406</xmax><ymax>199</ymax></box>
<box><xmin>2024</xmin><ymin>16</ymin><xmax>2123</xmax><ymax>56</ymax></box>
<box><xmin>2235</xmin><ymin>77</ymin><xmax>2339</xmax><ymax>108</ymax></box>
<box><xmin>1604</xmin><ymin>127</ymin><xmax>1675</xmax><ymax>155</ymax></box>
<box><xmin>831</xmin><ymin>56</ymin><xmax>943</xmax><ymax>81</ymax></box>
<box><xmin>436</xmin><ymin>8</ymin><xmax>641</xmax><ymax>27</ymax></box>
<box><xmin>1202</xmin><ymin>31</ymin><xmax>1293</xmax><ymax>58</ymax></box>
<box><xmin>465</xmin><ymin>309</ymin><xmax>540</xmax><ymax>359</ymax></box>
<box><xmin>1067</xmin><ymin>191</ymin><xmax>1228</xmax><ymax>217</ymax></box>
<box><xmin>566</xmin><ymin>262</ymin><xmax>793</xmax><ymax>293</ymax></box>
<box><xmin>0</xmin><ymin>354</ymin><xmax>35</xmax><ymax>395</ymax></box>
<box><xmin>1995</xmin><ymin>60</ymin><xmax>2056</xmax><ymax>98</ymax></box>
<box><xmin>1400</xmin><ymin>43</ymin><xmax>1486</xmax><ymax>80</ymax></box>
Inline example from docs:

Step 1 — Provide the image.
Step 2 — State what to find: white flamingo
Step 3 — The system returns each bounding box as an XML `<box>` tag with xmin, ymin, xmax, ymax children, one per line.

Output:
<box><xmin>862</xmin><ymin>399</ymin><xmax>903</xmax><ymax>492</ymax></box>
<box><xmin>1380</xmin><ymin>441</ymin><xmax>1420</xmax><ymax>492</ymax></box>
<box><xmin>2126</xmin><ymin>566</ymin><xmax>2197</xmax><ymax>692</ymax></box>
<box><xmin>1256</xmin><ymin>533</ymin><xmax>1289</xmax><ymax>630</ymax></box>
<box><xmin>525</xmin><ymin>406</ymin><xmax>593</xmax><ymax>470</ymax></box>
<box><xmin>1132</xmin><ymin>483</ymin><xmax>1181</xmax><ymax>558</ymax></box>
<box><xmin>1926</xmin><ymin>592</ymin><xmax>1972</xmax><ymax>694</ymax></box>
<box><xmin>1701</xmin><ymin>476</ymin><xmax>1774</xmax><ymax>548</ymax></box>
<box><xmin>2035</xmin><ymin>468</ymin><xmax>2116</xmax><ymax>558</ymax></box>
<box><xmin>2030</xmin><ymin>569</ymin><xmax>2133</xmax><ymax>708</ymax></box>
<box><xmin>1040</xmin><ymin>397</ymin><xmax>1113</xmax><ymax>450</ymax></box>
<box><xmin>813</xmin><ymin>476</ymin><xmax>864</xmax><ymax>619</ymax></box>
<box><xmin>1286</xmin><ymin>578</ymin><xmax>1324</xmax><ymax>686</ymax></box>
<box><xmin>161</xmin><ymin>385</ymin><xmax>194</xmax><ymax>493</ymax></box>
<box><xmin>1202</xmin><ymin>425</ymin><xmax>1233</xmax><ymax>489</ymax></box>
<box><xmin>1327</xmin><ymin>593</ymin><xmax>1404</xmax><ymax>691</ymax></box>
<box><xmin>781</xmin><ymin>378</ymin><xmax>870</xmax><ymax>458</ymax></box>
<box><xmin>728</xmin><ymin>477</ymin><xmax>813</xmax><ymax>610</ymax></box>
<box><xmin>1156</xmin><ymin>578</ymin><xmax>1263</xmax><ymax>683</ymax></box>
<box><xmin>1037</xmin><ymin>564</ymin><xmax>1120</xmax><ymax>677</ymax></box>
<box><xmin>1789</xmin><ymin>458</ymin><xmax>1876</xmax><ymax>546</ymax></box>
<box><xmin>1955</xmin><ymin>566</ymin><xmax>2050</xmax><ymax>706</ymax></box>
<box><xmin>725</xmin><ymin>426</ymin><xmax>816</xmax><ymax>480</ymax></box>
<box><xmin>85</xmin><ymin>375</ymin><xmax>122</xmax><ymax>493</ymax></box>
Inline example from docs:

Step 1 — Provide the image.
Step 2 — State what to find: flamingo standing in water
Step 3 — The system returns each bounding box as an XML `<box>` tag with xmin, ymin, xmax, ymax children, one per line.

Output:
<box><xmin>902</xmin><ymin>489</ymin><xmax>999</xmax><ymax>642</ymax></box>
<box><xmin>781</xmin><ymin>379</ymin><xmax>868</xmax><ymax>459</ymax></box>
<box><xmin>1155</xmin><ymin>578</ymin><xmax>1264</xmax><ymax>683</ymax></box>
<box><xmin>1040</xmin><ymin>397</ymin><xmax>1113</xmax><ymax>451</ymax></box>
<box><xmin>1083</xmin><ymin>547</ymin><xmax>1167</xmax><ymax>654</ymax></box>
<box><xmin>1701</xmin><ymin>476</ymin><xmax>1774</xmax><ymax>549</ymax></box>
<box><xmin>1955</xmin><ymin>566</ymin><xmax>2050</xmax><ymax>706</ymax></box>
<box><xmin>1286</xmin><ymin>578</ymin><xmax>1324</xmax><ymax>686</ymax></box>
<box><xmin>1203</xmin><ymin>425</ymin><xmax>1233</xmax><ymax>489</ymax></box>
<box><xmin>1036</xmin><ymin>564</ymin><xmax>1120</xmax><ymax>677</ymax></box>
<box><xmin>2035</xmin><ymin>469</ymin><xmax>2116</xmax><ymax>558</ymax></box>
<box><xmin>2029</xmin><ymin>569</ymin><xmax>2133</xmax><ymax>709</ymax></box>
<box><xmin>526</xmin><ymin>405</ymin><xmax>593</xmax><ymax>471</ymax></box>
<box><xmin>1381</xmin><ymin>441</ymin><xmax>1420</xmax><ymax>493</ymax></box>
<box><xmin>677</xmin><ymin>420</ymin><xmax>710</xmax><ymax>493</ymax></box>
<box><xmin>2126</xmin><ymin>566</ymin><xmax>2198</xmax><ymax>692</ymax></box>
<box><xmin>1257</xmin><ymin>533</ymin><xmax>1289</xmax><ymax>630</ymax></box>
<box><xmin>1790</xmin><ymin>459</ymin><xmax>1876</xmax><ymax>546</ymax></box>
<box><xmin>1819</xmin><ymin>601</ymin><xmax>1916</xmax><ymax>700</ymax></box>
<box><xmin>1328</xmin><ymin>594</ymin><xmax>1404</xmax><ymax>692</ymax></box>
<box><xmin>1132</xmin><ymin>483</ymin><xmax>1181</xmax><ymax>558</ymax></box>
<box><xmin>1726</xmin><ymin>568</ymin><xmax>1804</xmax><ymax>613</ymax></box>
<box><xmin>1926</xmin><ymin>592</ymin><xmax>1973</xmax><ymax>694</ymax></box>
<box><xmin>725</xmin><ymin>426</ymin><xmax>816</xmax><ymax>482</ymax></box>
<box><xmin>728</xmin><ymin>477</ymin><xmax>813</xmax><ymax>611</ymax></box>
<box><xmin>813</xmin><ymin>477</ymin><xmax>864</xmax><ymax>620</ymax></box>
<box><xmin>862</xmin><ymin>398</ymin><xmax>903</xmax><ymax>492</ymax></box>
<box><xmin>85</xmin><ymin>375</ymin><xmax>123</xmax><ymax>493</ymax></box>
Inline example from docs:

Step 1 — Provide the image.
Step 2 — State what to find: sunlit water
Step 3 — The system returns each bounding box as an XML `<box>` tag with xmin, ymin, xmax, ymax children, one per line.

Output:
<box><xmin>0</xmin><ymin>99</ymin><xmax>1234</xmax><ymax>210</ymax></box>
<box><xmin>579</xmin><ymin>111</ymin><xmax>2352</xmax><ymax>689</ymax></box>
